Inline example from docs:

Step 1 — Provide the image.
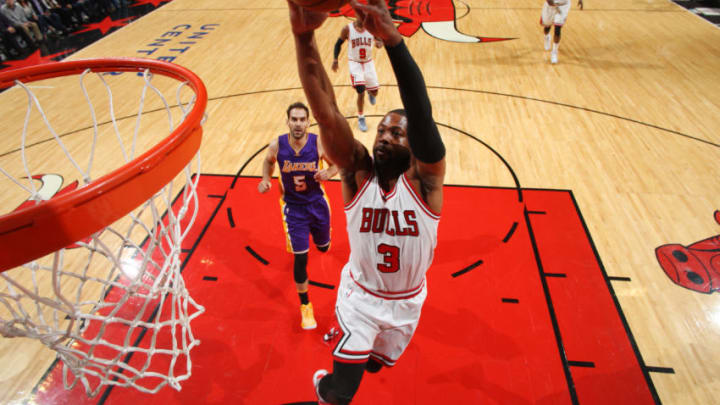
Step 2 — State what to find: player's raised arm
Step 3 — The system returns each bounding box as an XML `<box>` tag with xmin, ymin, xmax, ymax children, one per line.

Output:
<box><xmin>288</xmin><ymin>2</ymin><xmax>368</xmax><ymax>174</ymax></box>
<box><xmin>351</xmin><ymin>0</ymin><xmax>446</xmax><ymax>192</ymax></box>
<box><xmin>331</xmin><ymin>25</ymin><xmax>349</xmax><ymax>72</ymax></box>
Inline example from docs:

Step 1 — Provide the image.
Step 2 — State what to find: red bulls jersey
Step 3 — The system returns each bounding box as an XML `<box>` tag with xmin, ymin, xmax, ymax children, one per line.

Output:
<box><xmin>347</xmin><ymin>22</ymin><xmax>374</xmax><ymax>63</ymax></box>
<box><xmin>343</xmin><ymin>173</ymin><xmax>440</xmax><ymax>298</ymax></box>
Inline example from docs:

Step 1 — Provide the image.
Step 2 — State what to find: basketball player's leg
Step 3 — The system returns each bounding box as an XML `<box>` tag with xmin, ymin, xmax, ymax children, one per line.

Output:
<box><xmin>354</xmin><ymin>84</ymin><xmax>367</xmax><ymax>131</ymax></box>
<box><xmin>540</xmin><ymin>2</ymin><xmax>554</xmax><ymax>50</ymax></box>
<box><xmin>309</xmin><ymin>198</ymin><xmax>331</xmax><ymax>253</ymax></box>
<box><xmin>365</xmin><ymin>62</ymin><xmax>380</xmax><ymax>106</ymax></box>
<box><xmin>367</xmin><ymin>89</ymin><xmax>378</xmax><ymax>106</ymax></box>
<box><xmin>283</xmin><ymin>203</ymin><xmax>317</xmax><ymax>329</ymax></box>
<box><xmin>294</xmin><ymin>253</ymin><xmax>317</xmax><ymax>329</ymax></box>
<box><xmin>553</xmin><ymin>25</ymin><xmax>562</xmax><ymax>44</ymax></box>
<box><xmin>349</xmin><ymin>60</ymin><xmax>368</xmax><ymax>131</ymax></box>
<box><xmin>370</xmin><ymin>324</ymin><xmax>417</xmax><ymax>370</ymax></box>
<box><xmin>543</xmin><ymin>25</ymin><xmax>552</xmax><ymax>50</ymax></box>
<box><xmin>315</xmin><ymin>268</ymin><xmax>380</xmax><ymax>403</ymax></box>
<box><xmin>317</xmin><ymin>361</ymin><xmax>365</xmax><ymax>404</ymax></box>
<box><xmin>552</xmin><ymin>5</ymin><xmax>568</xmax><ymax>44</ymax></box>
<box><xmin>550</xmin><ymin>3</ymin><xmax>570</xmax><ymax>64</ymax></box>
<box><xmin>369</xmin><ymin>285</ymin><xmax>427</xmax><ymax>372</ymax></box>
<box><xmin>550</xmin><ymin>24</ymin><xmax>562</xmax><ymax>63</ymax></box>
<box><xmin>365</xmin><ymin>357</ymin><xmax>383</xmax><ymax>373</ymax></box>
<box><xmin>355</xmin><ymin>85</ymin><xmax>366</xmax><ymax>117</ymax></box>
<box><xmin>294</xmin><ymin>252</ymin><xmax>310</xmax><ymax>301</ymax></box>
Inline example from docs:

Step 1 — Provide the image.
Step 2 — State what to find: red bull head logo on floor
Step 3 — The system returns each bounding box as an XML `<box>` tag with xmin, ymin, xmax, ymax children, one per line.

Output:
<box><xmin>330</xmin><ymin>0</ymin><xmax>512</xmax><ymax>43</ymax></box>
<box><xmin>656</xmin><ymin>211</ymin><xmax>720</xmax><ymax>293</ymax></box>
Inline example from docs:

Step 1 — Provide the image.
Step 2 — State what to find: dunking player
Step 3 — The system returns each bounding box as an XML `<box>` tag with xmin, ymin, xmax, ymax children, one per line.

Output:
<box><xmin>288</xmin><ymin>0</ymin><xmax>446</xmax><ymax>403</ymax></box>
<box><xmin>541</xmin><ymin>0</ymin><xmax>584</xmax><ymax>64</ymax></box>
<box><xmin>331</xmin><ymin>17</ymin><xmax>382</xmax><ymax>132</ymax></box>
<box><xmin>258</xmin><ymin>102</ymin><xmax>338</xmax><ymax>330</ymax></box>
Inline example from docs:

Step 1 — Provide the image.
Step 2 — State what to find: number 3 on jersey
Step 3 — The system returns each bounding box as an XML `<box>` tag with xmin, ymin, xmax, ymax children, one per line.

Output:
<box><xmin>377</xmin><ymin>243</ymin><xmax>400</xmax><ymax>273</ymax></box>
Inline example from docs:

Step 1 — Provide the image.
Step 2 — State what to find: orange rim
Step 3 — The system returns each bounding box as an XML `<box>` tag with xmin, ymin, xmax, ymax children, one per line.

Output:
<box><xmin>0</xmin><ymin>58</ymin><xmax>207</xmax><ymax>272</ymax></box>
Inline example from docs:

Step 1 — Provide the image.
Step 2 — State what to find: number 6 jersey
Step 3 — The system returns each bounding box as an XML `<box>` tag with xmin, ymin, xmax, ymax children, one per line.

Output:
<box><xmin>343</xmin><ymin>173</ymin><xmax>440</xmax><ymax>299</ymax></box>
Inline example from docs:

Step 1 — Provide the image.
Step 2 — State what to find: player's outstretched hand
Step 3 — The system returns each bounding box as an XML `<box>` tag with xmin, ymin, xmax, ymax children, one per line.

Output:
<box><xmin>350</xmin><ymin>0</ymin><xmax>402</xmax><ymax>46</ymax></box>
<box><xmin>288</xmin><ymin>1</ymin><xmax>328</xmax><ymax>35</ymax></box>
<box><xmin>258</xmin><ymin>179</ymin><xmax>271</xmax><ymax>193</ymax></box>
<box><xmin>314</xmin><ymin>169</ymin><xmax>331</xmax><ymax>182</ymax></box>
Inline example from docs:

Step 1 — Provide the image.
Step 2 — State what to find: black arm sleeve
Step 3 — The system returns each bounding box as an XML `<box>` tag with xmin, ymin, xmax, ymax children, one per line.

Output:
<box><xmin>333</xmin><ymin>38</ymin><xmax>344</xmax><ymax>60</ymax></box>
<box><xmin>385</xmin><ymin>40</ymin><xmax>445</xmax><ymax>163</ymax></box>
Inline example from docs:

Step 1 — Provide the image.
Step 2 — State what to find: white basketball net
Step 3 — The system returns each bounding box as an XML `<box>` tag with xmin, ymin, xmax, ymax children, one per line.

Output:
<box><xmin>0</xmin><ymin>67</ymin><xmax>205</xmax><ymax>396</ymax></box>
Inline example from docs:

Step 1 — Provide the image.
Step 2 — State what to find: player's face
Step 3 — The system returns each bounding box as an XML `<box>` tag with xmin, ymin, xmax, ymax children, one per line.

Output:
<box><xmin>373</xmin><ymin>112</ymin><xmax>411</xmax><ymax>170</ymax></box>
<box><xmin>287</xmin><ymin>108</ymin><xmax>309</xmax><ymax>140</ymax></box>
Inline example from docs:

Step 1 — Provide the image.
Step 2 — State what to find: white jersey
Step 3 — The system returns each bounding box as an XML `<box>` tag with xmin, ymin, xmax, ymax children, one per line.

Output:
<box><xmin>347</xmin><ymin>23</ymin><xmax>374</xmax><ymax>63</ymax></box>
<box><xmin>343</xmin><ymin>173</ymin><xmax>440</xmax><ymax>299</ymax></box>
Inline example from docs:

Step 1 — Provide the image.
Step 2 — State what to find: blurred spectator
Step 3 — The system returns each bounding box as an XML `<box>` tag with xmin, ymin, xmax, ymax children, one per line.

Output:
<box><xmin>1</xmin><ymin>0</ymin><xmax>41</xmax><ymax>46</ymax></box>
<box><xmin>35</xmin><ymin>0</ymin><xmax>76</xmax><ymax>30</ymax></box>
<box><xmin>0</xmin><ymin>11</ymin><xmax>25</xmax><ymax>57</ymax></box>
<box><xmin>22</xmin><ymin>0</ymin><xmax>67</xmax><ymax>36</ymax></box>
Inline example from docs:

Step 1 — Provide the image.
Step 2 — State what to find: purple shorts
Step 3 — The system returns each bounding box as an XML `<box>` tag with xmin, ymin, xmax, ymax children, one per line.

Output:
<box><xmin>282</xmin><ymin>198</ymin><xmax>331</xmax><ymax>254</ymax></box>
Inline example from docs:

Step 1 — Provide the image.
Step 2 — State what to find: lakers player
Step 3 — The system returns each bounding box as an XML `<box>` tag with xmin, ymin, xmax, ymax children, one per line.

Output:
<box><xmin>288</xmin><ymin>0</ymin><xmax>446</xmax><ymax>403</ymax></box>
<box><xmin>331</xmin><ymin>17</ymin><xmax>382</xmax><ymax>132</ymax></box>
<box><xmin>258</xmin><ymin>102</ymin><xmax>337</xmax><ymax>330</ymax></box>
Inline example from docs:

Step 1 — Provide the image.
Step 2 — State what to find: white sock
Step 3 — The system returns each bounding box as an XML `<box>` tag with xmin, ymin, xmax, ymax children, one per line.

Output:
<box><xmin>552</xmin><ymin>42</ymin><xmax>559</xmax><ymax>53</ymax></box>
<box><xmin>358</xmin><ymin>114</ymin><xmax>364</xmax><ymax>119</ymax></box>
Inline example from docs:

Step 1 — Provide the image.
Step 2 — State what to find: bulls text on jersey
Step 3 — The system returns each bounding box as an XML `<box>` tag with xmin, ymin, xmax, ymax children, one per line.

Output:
<box><xmin>351</xmin><ymin>37</ymin><xmax>373</xmax><ymax>48</ymax></box>
<box><xmin>358</xmin><ymin>207</ymin><xmax>419</xmax><ymax>236</ymax></box>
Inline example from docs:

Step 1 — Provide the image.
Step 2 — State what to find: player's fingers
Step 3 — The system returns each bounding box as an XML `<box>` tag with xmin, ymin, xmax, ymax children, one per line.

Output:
<box><xmin>350</xmin><ymin>0</ymin><xmax>374</xmax><ymax>15</ymax></box>
<box><xmin>350</xmin><ymin>1</ymin><xmax>368</xmax><ymax>21</ymax></box>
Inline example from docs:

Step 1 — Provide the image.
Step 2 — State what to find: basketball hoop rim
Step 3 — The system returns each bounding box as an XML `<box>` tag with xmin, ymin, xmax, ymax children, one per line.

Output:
<box><xmin>0</xmin><ymin>58</ymin><xmax>208</xmax><ymax>272</ymax></box>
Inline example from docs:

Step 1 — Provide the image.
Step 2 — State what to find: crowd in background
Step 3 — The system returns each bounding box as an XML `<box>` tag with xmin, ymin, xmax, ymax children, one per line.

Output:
<box><xmin>0</xmin><ymin>0</ymin><xmax>127</xmax><ymax>61</ymax></box>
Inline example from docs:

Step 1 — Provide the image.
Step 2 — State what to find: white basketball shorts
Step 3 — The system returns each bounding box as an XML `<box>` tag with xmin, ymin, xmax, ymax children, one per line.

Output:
<box><xmin>541</xmin><ymin>1</ymin><xmax>571</xmax><ymax>27</ymax></box>
<box><xmin>348</xmin><ymin>60</ymin><xmax>379</xmax><ymax>91</ymax></box>
<box><xmin>331</xmin><ymin>266</ymin><xmax>427</xmax><ymax>366</ymax></box>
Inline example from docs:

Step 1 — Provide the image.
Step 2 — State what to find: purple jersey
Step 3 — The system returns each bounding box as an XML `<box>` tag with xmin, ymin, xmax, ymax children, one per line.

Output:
<box><xmin>277</xmin><ymin>133</ymin><xmax>326</xmax><ymax>205</ymax></box>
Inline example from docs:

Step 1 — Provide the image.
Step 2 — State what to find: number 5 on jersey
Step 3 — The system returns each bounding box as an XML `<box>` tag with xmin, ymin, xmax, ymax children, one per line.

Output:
<box><xmin>293</xmin><ymin>175</ymin><xmax>306</xmax><ymax>192</ymax></box>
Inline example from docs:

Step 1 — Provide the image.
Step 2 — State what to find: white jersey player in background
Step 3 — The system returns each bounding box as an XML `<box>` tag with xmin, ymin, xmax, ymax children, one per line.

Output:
<box><xmin>289</xmin><ymin>0</ymin><xmax>446</xmax><ymax>403</ymax></box>
<box><xmin>541</xmin><ymin>0</ymin><xmax>584</xmax><ymax>64</ymax></box>
<box><xmin>332</xmin><ymin>18</ymin><xmax>382</xmax><ymax>132</ymax></box>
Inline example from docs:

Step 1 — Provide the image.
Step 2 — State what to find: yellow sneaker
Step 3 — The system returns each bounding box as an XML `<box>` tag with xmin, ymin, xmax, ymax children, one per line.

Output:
<box><xmin>300</xmin><ymin>303</ymin><xmax>317</xmax><ymax>330</ymax></box>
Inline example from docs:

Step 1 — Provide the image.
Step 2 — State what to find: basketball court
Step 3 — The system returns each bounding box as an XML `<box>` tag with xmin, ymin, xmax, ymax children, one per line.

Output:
<box><xmin>1</xmin><ymin>0</ymin><xmax>719</xmax><ymax>404</ymax></box>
